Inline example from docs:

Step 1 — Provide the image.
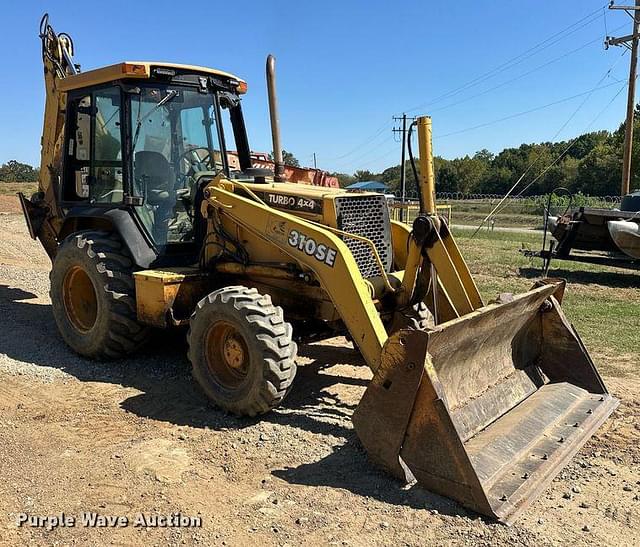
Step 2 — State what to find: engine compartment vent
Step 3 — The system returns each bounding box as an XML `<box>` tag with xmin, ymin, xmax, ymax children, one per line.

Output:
<box><xmin>334</xmin><ymin>195</ymin><xmax>393</xmax><ymax>278</ymax></box>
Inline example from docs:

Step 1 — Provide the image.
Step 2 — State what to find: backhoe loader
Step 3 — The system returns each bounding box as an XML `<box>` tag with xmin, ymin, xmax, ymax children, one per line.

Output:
<box><xmin>21</xmin><ymin>14</ymin><xmax>618</xmax><ymax>524</ymax></box>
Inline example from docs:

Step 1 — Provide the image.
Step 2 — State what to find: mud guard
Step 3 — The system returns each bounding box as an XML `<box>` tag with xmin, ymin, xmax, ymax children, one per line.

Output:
<box><xmin>18</xmin><ymin>192</ymin><xmax>58</xmax><ymax>259</ymax></box>
<box><xmin>353</xmin><ymin>281</ymin><xmax>618</xmax><ymax>524</ymax></box>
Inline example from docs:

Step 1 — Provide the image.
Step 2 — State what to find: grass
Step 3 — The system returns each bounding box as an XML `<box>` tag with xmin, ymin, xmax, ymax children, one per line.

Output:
<box><xmin>452</xmin><ymin>227</ymin><xmax>640</xmax><ymax>375</ymax></box>
<box><xmin>0</xmin><ymin>182</ymin><xmax>38</xmax><ymax>196</ymax></box>
<box><xmin>452</xmin><ymin>211</ymin><xmax>542</xmax><ymax>229</ymax></box>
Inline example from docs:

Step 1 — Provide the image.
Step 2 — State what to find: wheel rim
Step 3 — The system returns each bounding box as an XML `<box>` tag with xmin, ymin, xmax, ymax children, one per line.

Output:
<box><xmin>204</xmin><ymin>321</ymin><xmax>250</xmax><ymax>389</ymax></box>
<box><xmin>62</xmin><ymin>265</ymin><xmax>98</xmax><ymax>332</ymax></box>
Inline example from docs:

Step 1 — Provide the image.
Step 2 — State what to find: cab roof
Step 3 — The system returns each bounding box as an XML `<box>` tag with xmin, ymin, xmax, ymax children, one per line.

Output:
<box><xmin>58</xmin><ymin>61</ymin><xmax>246</xmax><ymax>92</ymax></box>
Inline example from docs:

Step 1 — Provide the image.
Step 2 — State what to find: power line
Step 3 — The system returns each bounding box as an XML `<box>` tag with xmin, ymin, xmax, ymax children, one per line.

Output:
<box><xmin>335</xmin><ymin>75</ymin><xmax>625</xmax><ymax>175</ymax></box>
<box><xmin>430</xmin><ymin>25</ymin><xmax>627</xmax><ymax>115</ymax></box>
<box><xmin>348</xmin><ymin>142</ymin><xmax>403</xmax><ymax>173</ymax></box>
<box><xmin>336</xmin><ymin>136</ymin><xmax>398</xmax><ymax>171</ymax></box>
<box><xmin>322</xmin><ymin>6</ymin><xmax>609</xmax><ymax>167</ymax></box>
<box><xmin>322</xmin><ymin>122</ymin><xmax>391</xmax><ymax>162</ymax></box>
<box><xmin>403</xmin><ymin>5</ymin><xmax>608</xmax><ymax>114</ymax></box>
<box><xmin>514</xmin><ymin>82</ymin><xmax>628</xmax><ymax>198</ymax></box>
<box><xmin>330</xmin><ymin>131</ymin><xmax>394</xmax><ymax>168</ymax></box>
<box><xmin>434</xmin><ymin>79</ymin><xmax>624</xmax><ymax>140</ymax></box>
<box><xmin>548</xmin><ymin>48</ymin><xmax>628</xmax><ymax>139</ymax></box>
<box><xmin>469</xmin><ymin>65</ymin><xmax>629</xmax><ymax>238</ymax></box>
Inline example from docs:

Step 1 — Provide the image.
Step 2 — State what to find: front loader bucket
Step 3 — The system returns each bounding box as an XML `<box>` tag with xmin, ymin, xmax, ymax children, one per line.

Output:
<box><xmin>353</xmin><ymin>281</ymin><xmax>618</xmax><ymax>524</ymax></box>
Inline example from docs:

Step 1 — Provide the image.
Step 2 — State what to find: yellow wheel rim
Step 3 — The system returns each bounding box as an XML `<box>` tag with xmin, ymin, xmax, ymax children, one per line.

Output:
<box><xmin>62</xmin><ymin>265</ymin><xmax>98</xmax><ymax>332</ymax></box>
<box><xmin>205</xmin><ymin>321</ymin><xmax>250</xmax><ymax>389</ymax></box>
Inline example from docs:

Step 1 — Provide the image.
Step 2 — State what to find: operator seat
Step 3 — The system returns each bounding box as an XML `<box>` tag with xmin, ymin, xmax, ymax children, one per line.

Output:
<box><xmin>134</xmin><ymin>151</ymin><xmax>174</xmax><ymax>244</ymax></box>
<box><xmin>134</xmin><ymin>151</ymin><xmax>172</xmax><ymax>204</ymax></box>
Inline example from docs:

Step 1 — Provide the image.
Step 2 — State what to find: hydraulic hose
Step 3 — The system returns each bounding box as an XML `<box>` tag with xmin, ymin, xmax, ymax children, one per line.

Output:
<box><xmin>406</xmin><ymin>120</ymin><xmax>425</xmax><ymax>213</ymax></box>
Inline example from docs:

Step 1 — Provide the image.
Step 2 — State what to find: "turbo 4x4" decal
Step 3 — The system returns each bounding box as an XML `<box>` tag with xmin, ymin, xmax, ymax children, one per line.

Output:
<box><xmin>288</xmin><ymin>230</ymin><xmax>337</xmax><ymax>267</ymax></box>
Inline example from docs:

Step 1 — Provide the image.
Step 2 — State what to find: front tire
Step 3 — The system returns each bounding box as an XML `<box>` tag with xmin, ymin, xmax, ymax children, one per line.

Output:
<box><xmin>187</xmin><ymin>286</ymin><xmax>297</xmax><ymax>416</ymax></box>
<box><xmin>50</xmin><ymin>231</ymin><xmax>149</xmax><ymax>359</ymax></box>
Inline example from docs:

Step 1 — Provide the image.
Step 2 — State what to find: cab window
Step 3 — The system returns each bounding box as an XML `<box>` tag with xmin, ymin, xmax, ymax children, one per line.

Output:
<box><xmin>92</xmin><ymin>87</ymin><xmax>124</xmax><ymax>203</ymax></box>
<box><xmin>129</xmin><ymin>85</ymin><xmax>224</xmax><ymax>248</ymax></box>
<box><xmin>63</xmin><ymin>87</ymin><xmax>124</xmax><ymax>204</ymax></box>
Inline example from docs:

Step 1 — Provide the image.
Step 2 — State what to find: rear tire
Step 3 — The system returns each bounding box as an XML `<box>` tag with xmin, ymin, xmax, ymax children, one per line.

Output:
<box><xmin>187</xmin><ymin>286</ymin><xmax>297</xmax><ymax>416</ymax></box>
<box><xmin>50</xmin><ymin>231</ymin><xmax>149</xmax><ymax>359</ymax></box>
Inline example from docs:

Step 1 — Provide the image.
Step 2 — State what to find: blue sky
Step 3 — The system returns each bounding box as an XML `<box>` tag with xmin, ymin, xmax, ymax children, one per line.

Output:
<box><xmin>0</xmin><ymin>1</ymin><xmax>633</xmax><ymax>174</ymax></box>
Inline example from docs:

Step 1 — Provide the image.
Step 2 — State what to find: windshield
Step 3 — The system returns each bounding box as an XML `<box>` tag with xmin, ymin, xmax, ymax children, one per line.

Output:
<box><xmin>129</xmin><ymin>84</ymin><xmax>227</xmax><ymax>248</ymax></box>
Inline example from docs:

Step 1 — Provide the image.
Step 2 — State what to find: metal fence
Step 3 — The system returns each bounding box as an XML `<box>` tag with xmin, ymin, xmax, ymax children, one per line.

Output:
<box><xmin>388</xmin><ymin>193</ymin><xmax>623</xmax><ymax>229</ymax></box>
<box><xmin>389</xmin><ymin>203</ymin><xmax>452</xmax><ymax>225</ymax></box>
<box><xmin>433</xmin><ymin>193</ymin><xmax>622</xmax><ymax>204</ymax></box>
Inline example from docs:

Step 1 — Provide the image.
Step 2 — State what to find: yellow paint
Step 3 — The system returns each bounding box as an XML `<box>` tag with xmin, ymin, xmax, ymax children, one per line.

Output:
<box><xmin>133</xmin><ymin>268</ymin><xmax>209</xmax><ymax>328</ymax></box>
<box><xmin>206</xmin><ymin>185</ymin><xmax>389</xmax><ymax>371</ymax></box>
<box><xmin>417</xmin><ymin>116</ymin><xmax>436</xmax><ymax>215</ymax></box>
<box><xmin>390</xmin><ymin>221</ymin><xmax>411</xmax><ymax>268</ymax></box>
<box><xmin>58</xmin><ymin>61</ymin><xmax>246</xmax><ymax>92</ymax></box>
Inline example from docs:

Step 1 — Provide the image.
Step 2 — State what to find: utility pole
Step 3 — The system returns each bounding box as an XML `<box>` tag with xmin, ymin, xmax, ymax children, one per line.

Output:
<box><xmin>606</xmin><ymin>0</ymin><xmax>640</xmax><ymax>196</ymax></box>
<box><xmin>393</xmin><ymin>114</ymin><xmax>414</xmax><ymax>221</ymax></box>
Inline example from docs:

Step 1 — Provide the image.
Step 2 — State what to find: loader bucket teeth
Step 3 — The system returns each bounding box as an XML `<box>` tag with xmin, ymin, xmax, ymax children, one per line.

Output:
<box><xmin>353</xmin><ymin>281</ymin><xmax>618</xmax><ymax>524</ymax></box>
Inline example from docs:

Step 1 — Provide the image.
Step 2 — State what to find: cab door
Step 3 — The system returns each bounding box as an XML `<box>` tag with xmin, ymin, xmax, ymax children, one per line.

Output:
<box><xmin>62</xmin><ymin>86</ymin><xmax>125</xmax><ymax>206</ymax></box>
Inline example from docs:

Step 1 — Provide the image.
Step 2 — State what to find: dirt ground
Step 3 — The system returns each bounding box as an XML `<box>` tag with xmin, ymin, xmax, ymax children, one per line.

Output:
<box><xmin>0</xmin><ymin>202</ymin><xmax>638</xmax><ymax>546</ymax></box>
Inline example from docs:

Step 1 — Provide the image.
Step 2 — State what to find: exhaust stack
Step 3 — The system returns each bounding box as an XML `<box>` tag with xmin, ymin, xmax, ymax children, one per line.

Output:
<box><xmin>266</xmin><ymin>54</ymin><xmax>285</xmax><ymax>182</ymax></box>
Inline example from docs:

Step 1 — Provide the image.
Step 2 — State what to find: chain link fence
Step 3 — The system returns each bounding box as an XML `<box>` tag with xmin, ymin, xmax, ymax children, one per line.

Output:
<box><xmin>388</xmin><ymin>194</ymin><xmax>623</xmax><ymax>229</ymax></box>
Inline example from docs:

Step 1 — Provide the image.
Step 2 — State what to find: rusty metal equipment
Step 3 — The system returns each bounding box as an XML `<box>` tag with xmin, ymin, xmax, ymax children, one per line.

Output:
<box><xmin>354</xmin><ymin>281</ymin><xmax>617</xmax><ymax>523</ymax></box>
<box><xmin>522</xmin><ymin>189</ymin><xmax>640</xmax><ymax>273</ymax></box>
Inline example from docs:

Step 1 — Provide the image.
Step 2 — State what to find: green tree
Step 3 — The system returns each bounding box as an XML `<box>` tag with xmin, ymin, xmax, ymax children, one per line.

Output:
<box><xmin>282</xmin><ymin>150</ymin><xmax>300</xmax><ymax>167</ymax></box>
<box><xmin>329</xmin><ymin>172</ymin><xmax>355</xmax><ymax>187</ymax></box>
<box><xmin>574</xmin><ymin>143</ymin><xmax>621</xmax><ymax>196</ymax></box>
<box><xmin>353</xmin><ymin>169</ymin><xmax>375</xmax><ymax>182</ymax></box>
<box><xmin>0</xmin><ymin>160</ymin><xmax>39</xmax><ymax>182</ymax></box>
<box><xmin>269</xmin><ymin>150</ymin><xmax>300</xmax><ymax>167</ymax></box>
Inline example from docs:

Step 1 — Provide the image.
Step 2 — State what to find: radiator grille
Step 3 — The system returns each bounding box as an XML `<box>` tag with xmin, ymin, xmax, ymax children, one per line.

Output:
<box><xmin>334</xmin><ymin>195</ymin><xmax>392</xmax><ymax>278</ymax></box>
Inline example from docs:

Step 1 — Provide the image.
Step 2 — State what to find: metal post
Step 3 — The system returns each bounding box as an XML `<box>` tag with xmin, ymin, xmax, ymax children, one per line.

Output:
<box><xmin>266</xmin><ymin>55</ymin><xmax>285</xmax><ymax>182</ymax></box>
<box><xmin>399</xmin><ymin>114</ymin><xmax>407</xmax><ymax>222</ymax></box>
<box><xmin>313</xmin><ymin>152</ymin><xmax>317</xmax><ymax>169</ymax></box>
<box><xmin>621</xmin><ymin>0</ymin><xmax>640</xmax><ymax>195</ymax></box>
<box><xmin>417</xmin><ymin>116</ymin><xmax>436</xmax><ymax>215</ymax></box>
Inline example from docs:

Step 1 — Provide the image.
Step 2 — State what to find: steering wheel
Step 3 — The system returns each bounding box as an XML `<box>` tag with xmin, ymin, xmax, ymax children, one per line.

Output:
<box><xmin>179</xmin><ymin>147</ymin><xmax>224</xmax><ymax>176</ymax></box>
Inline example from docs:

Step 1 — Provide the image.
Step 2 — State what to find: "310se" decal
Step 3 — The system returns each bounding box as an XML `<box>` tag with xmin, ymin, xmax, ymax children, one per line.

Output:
<box><xmin>288</xmin><ymin>230</ymin><xmax>337</xmax><ymax>267</ymax></box>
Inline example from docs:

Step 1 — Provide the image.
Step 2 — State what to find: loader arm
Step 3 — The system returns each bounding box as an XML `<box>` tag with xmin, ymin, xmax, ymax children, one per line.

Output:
<box><xmin>205</xmin><ymin>183</ymin><xmax>389</xmax><ymax>371</ymax></box>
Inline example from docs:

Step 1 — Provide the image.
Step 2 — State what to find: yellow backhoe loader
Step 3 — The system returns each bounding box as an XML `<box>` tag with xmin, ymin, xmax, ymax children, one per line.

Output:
<box><xmin>21</xmin><ymin>14</ymin><xmax>618</xmax><ymax>523</ymax></box>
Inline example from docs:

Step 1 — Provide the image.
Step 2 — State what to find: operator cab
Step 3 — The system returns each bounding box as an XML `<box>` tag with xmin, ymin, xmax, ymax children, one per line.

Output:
<box><xmin>59</xmin><ymin>62</ymin><xmax>258</xmax><ymax>258</ymax></box>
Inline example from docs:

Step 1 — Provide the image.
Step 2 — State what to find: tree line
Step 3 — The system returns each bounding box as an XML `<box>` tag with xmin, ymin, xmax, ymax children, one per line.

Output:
<box><xmin>0</xmin><ymin>160</ymin><xmax>39</xmax><ymax>182</ymax></box>
<box><xmin>6</xmin><ymin>109</ymin><xmax>640</xmax><ymax>196</ymax></box>
<box><xmin>330</xmin><ymin>107</ymin><xmax>640</xmax><ymax>197</ymax></box>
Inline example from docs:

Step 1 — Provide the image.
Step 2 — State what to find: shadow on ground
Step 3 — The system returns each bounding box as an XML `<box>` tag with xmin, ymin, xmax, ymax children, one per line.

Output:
<box><xmin>272</xmin><ymin>437</ymin><xmax>473</xmax><ymax>517</ymax></box>
<box><xmin>0</xmin><ymin>284</ymin><xmax>365</xmax><ymax>436</ymax></box>
<box><xmin>0</xmin><ymin>283</ymin><xmax>475</xmax><ymax>517</ymax></box>
<box><xmin>519</xmin><ymin>266</ymin><xmax>639</xmax><ymax>288</ymax></box>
